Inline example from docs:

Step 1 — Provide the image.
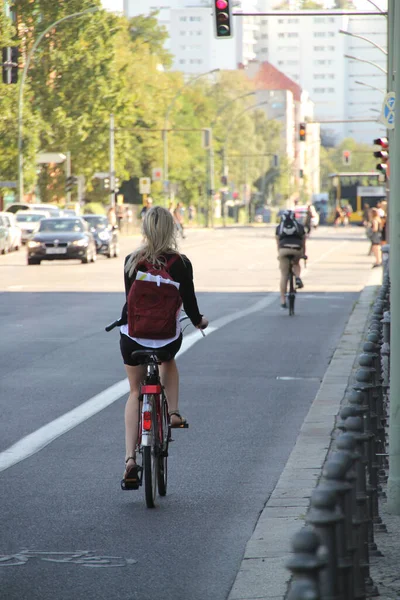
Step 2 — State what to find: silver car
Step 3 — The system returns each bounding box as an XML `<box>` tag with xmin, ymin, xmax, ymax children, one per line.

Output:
<box><xmin>15</xmin><ymin>211</ymin><xmax>51</xmax><ymax>244</ymax></box>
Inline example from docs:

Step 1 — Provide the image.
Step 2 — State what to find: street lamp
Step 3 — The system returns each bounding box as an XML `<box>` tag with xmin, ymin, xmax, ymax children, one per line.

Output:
<box><xmin>355</xmin><ymin>80</ymin><xmax>385</xmax><ymax>94</ymax></box>
<box><xmin>17</xmin><ymin>6</ymin><xmax>99</xmax><ymax>202</ymax></box>
<box><xmin>163</xmin><ymin>68</ymin><xmax>219</xmax><ymax>203</ymax></box>
<box><xmin>344</xmin><ymin>54</ymin><xmax>387</xmax><ymax>74</ymax></box>
<box><xmin>339</xmin><ymin>29</ymin><xmax>387</xmax><ymax>55</ymax></box>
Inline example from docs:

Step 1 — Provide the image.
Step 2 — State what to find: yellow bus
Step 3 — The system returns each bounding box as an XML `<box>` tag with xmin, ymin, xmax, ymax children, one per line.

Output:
<box><xmin>328</xmin><ymin>172</ymin><xmax>386</xmax><ymax>224</ymax></box>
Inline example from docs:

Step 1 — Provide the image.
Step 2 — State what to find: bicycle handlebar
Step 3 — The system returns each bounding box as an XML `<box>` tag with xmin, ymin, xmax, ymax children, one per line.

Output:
<box><xmin>105</xmin><ymin>319</ymin><xmax>123</xmax><ymax>332</ymax></box>
<box><xmin>105</xmin><ymin>314</ymin><xmax>206</xmax><ymax>336</ymax></box>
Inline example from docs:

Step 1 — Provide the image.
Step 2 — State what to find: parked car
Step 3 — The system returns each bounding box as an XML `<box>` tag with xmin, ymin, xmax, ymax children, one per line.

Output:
<box><xmin>27</xmin><ymin>217</ymin><xmax>96</xmax><ymax>265</ymax></box>
<box><xmin>0</xmin><ymin>212</ymin><xmax>22</xmax><ymax>251</ymax></box>
<box><xmin>0</xmin><ymin>221</ymin><xmax>8</xmax><ymax>254</ymax></box>
<box><xmin>82</xmin><ymin>214</ymin><xmax>119</xmax><ymax>258</ymax></box>
<box><xmin>7</xmin><ymin>203</ymin><xmax>63</xmax><ymax>217</ymax></box>
<box><xmin>15</xmin><ymin>210</ymin><xmax>50</xmax><ymax>244</ymax></box>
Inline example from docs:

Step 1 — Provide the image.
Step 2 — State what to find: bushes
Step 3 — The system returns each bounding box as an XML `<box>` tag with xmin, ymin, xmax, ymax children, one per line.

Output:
<box><xmin>82</xmin><ymin>202</ymin><xmax>106</xmax><ymax>215</ymax></box>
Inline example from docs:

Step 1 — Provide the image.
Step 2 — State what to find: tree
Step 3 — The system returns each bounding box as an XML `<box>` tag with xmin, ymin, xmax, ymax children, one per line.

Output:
<box><xmin>320</xmin><ymin>137</ymin><xmax>375</xmax><ymax>190</ymax></box>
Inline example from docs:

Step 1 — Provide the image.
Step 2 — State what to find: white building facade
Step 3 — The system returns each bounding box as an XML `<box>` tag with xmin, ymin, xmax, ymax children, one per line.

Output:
<box><xmin>124</xmin><ymin>0</ymin><xmax>259</xmax><ymax>73</ymax></box>
<box><xmin>254</xmin><ymin>2</ymin><xmax>387</xmax><ymax>144</ymax></box>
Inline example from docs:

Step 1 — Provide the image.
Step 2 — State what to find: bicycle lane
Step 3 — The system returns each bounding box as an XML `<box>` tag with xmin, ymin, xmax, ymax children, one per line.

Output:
<box><xmin>0</xmin><ymin>229</ymin><xmax>377</xmax><ymax>600</ymax></box>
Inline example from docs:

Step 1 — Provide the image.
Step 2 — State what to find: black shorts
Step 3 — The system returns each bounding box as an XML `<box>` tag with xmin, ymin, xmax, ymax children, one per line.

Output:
<box><xmin>120</xmin><ymin>333</ymin><xmax>183</xmax><ymax>367</ymax></box>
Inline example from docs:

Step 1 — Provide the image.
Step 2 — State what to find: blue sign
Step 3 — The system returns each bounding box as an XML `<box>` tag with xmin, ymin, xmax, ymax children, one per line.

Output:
<box><xmin>381</xmin><ymin>92</ymin><xmax>395</xmax><ymax>129</ymax></box>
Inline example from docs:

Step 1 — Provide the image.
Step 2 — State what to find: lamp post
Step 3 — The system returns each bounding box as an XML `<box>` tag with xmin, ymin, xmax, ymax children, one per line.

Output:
<box><xmin>355</xmin><ymin>80</ymin><xmax>385</xmax><ymax>94</ymax></box>
<box><xmin>344</xmin><ymin>54</ymin><xmax>387</xmax><ymax>74</ymax></box>
<box><xmin>17</xmin><ymin>6</ymin><xmax>99</xmax><ymax>202</ymax></box>
<box><xmin>222</xmin><ymin>101</ymin><xmax>272</xmax><ymax>223</ymax></box>
<box><xmin>339</xmin><ymin>29</ymin><xmax>387</xmax><ymax>55</ymax></box>
<box><xmin>162</xmin><ymin>68</ymin><xmax>219</xmax><ymax>205</ymax></box>
<box><xmin>208</xmin><ymin>91</ymin><xmax>255</xmax><ymax>227</ymax></box>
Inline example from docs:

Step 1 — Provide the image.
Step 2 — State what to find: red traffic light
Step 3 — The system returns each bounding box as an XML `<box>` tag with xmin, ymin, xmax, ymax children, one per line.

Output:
<box><xmin>213</xmin><ymin>0</ymin><xmax>233</xmax><ymax>38</ymax></box>
<box><xmin>299</xmin><ymin>122</ymin><xmax>306</xmax><ymax>141</ymax></box>
<box><xmin>373</xmin><ymin>137</ymin><xmax>388</xmax><ymax>149</ymax></box>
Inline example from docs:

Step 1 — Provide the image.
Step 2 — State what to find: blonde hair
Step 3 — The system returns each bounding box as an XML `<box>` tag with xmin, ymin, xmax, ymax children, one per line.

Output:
<box><xmin>125</xmin><ymin>205</ymin><xmax>179</xmax><ymax>277</ymax></box>
<box><xmin>371</xmin><ymin>208</ymin><xmax>381</xmax><ymax>222</ymax></box>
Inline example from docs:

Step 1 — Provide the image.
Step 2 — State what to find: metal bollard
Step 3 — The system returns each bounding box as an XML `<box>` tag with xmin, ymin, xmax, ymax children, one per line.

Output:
<box><xmin>287</xmin><ymin>527</ymin><xmax>326</xmax><ymax>600</ymax></box>
<box><xmin>306</xmin><ymin>488</ymin><xmax>343</xmax><ymax>600</ymax></box>
<box><xmin>287</xmin><ymin>580</ymin><xmax>320</xmax><ymax>600</ymax></box>
<box><xmin>358</xmin><ymin>355</ymin><xmax>385</xmax><ymax>463</ymax></box>
<box><xmin>321</xmin><ymin>457</ymin><xmax>356</xmax><ymax>600</ymax></box>
<box><xmin>381</xmin><ymin>311</ymin><xmax>391</xmax><ymax>394</ymax></box>
<box><xmin>367</xmin><ymin>331</ymin><xmax>380</xmax><ymax>346</ymax></box>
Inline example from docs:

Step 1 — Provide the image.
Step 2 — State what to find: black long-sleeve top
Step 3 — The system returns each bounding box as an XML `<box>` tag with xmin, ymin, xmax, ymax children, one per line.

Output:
<box><xmin>121</xmin><ymin>252</ymin><xmax>202</xmax><ymax>327</ymax></box>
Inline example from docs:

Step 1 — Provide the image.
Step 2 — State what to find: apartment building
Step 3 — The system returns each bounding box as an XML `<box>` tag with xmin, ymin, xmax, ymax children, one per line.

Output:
<box><xmin>255</xmin><ymin>2</ymin><xmax>387</xmax><ymax>144</ymax></box>
<box><xmin>124</xmin><ymin>0</ymin><xmax>258</xmax><ymax>73</ymax></box>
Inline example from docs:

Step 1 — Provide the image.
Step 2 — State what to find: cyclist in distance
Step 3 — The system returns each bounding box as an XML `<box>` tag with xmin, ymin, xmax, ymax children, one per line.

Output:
<box><xmin>119</xmin><ymin>206</ymin><xmax>208</xmax><ymax>485</ymax></box>
<box><xmin>276</xmin><ymin>210</ymin><xmax>306</xmax><ymax>309</ymax></box>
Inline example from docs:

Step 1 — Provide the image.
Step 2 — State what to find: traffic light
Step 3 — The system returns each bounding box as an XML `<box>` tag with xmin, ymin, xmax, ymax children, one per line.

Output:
<box><xmin>2</xmin><ymin>47</ymin><xmax>18</xmax><ymax>84</ymax></box>
<box><xmin>213</xmin><ymin>0</ymin><xmax>233</xmax><ymax>39</ymax></box>
<box><xmin>299</xmin><ymin>122</ymin><xmax>306</xmax><ymax>142</ymax></box>
<box><xmin>65</xmin><ymin>176</ymin><xmax>78</xmax><ymax>192</ymax></box>
<box><xmin>221</xmin><ymin>175</ymin><xmax>228</xmax><ymax>185</ymax></box>
<box><xmin>342</xmin><ymin>150</ymin><xmax>351</xmax><ymax>165</ymax></box>
<box><xmin>373</xmin><ymin>137</ymin><xmax>389</xmax><ymax>176</ymax></box>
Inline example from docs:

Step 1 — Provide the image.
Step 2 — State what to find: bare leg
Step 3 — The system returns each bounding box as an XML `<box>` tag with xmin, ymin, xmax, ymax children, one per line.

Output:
<box><xmin>124</xmin><ymin>364</ymin><xmax>146</xmax><ymax>475</ymax></box>
<box><xmin>159</xmin><ymin>359</ymin><xmax>181</xmax><ymax>425</ymax></box>
<box><xmin>293</xmin><ymin>263</ymin><xmax>301</xmax><ymax>278</ymax></box>
<box><xmin>372</xmin><ymin>244</ymin><xmax>382</xmax><ymax>265</ymax></box>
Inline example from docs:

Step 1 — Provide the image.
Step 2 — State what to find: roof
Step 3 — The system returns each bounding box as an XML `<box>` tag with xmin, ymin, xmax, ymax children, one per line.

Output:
<box><xmin>247</xmin><ymin>61</ymin><xmax>302</xmax><ymax>102</ymax></box>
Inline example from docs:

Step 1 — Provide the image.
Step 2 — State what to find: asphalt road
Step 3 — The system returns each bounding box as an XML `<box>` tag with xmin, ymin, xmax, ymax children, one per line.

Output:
<box><xmin>0</xmin><ymin>225</ymin><xmax>376</xmax><ymax>600</ymax></box>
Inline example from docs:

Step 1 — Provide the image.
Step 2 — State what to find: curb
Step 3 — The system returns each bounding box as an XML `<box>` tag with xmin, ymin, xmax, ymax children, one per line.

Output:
<box><xmin>227</xmin><ymin>267</ymin><xmax>383</xmax><ymax>600</ymax></box>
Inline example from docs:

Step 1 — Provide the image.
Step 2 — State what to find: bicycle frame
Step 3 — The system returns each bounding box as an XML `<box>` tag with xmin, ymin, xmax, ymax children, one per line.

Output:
<box><xmin>139</xmin><ymin>361</ymin><xmax>164</xmax><ymax>448</ymax></box>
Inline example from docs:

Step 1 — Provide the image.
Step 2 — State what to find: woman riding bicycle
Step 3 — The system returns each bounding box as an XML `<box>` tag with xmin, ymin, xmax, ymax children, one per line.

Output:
<box><xmin>119</xmin><ymin>205</ymin><xmax>208</xmax><ymax>486</ymax></box>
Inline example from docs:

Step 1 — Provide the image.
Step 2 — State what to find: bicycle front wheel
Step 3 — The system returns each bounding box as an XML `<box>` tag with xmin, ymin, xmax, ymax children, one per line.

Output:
<box><xmin>143</xmin><ymin>446</ymin><xmax>157</xmax><ymax>508</ymax></box>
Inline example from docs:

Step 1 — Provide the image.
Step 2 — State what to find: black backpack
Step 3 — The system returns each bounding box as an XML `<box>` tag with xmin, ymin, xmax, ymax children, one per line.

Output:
<box><xmin>278</xmin><ymin>213</ymin><xmax>300</xmax><ymax>238</ymax></box>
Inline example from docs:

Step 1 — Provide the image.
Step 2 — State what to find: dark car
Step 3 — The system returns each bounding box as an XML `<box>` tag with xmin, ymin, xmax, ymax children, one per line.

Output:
<box><xmin>27</xmin><ymin>217</ymin><xmax>96</xmax><ymax>265</ymax></box>
<box><xmin>82</xmin><ymin>214</ymin><xmax>119</xmax><ymax>258</ymax></box>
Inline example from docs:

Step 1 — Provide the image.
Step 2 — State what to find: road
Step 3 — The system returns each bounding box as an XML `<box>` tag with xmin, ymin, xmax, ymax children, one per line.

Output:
<box><xmin>0</xmin><ymin>225</ymin><xmax>375</xmax><ymax>600</ymax></box>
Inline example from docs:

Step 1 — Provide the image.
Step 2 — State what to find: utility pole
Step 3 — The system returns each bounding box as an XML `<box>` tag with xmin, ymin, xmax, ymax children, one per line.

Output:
<box><xmin>65</xmin><ymin>151</ymin><xmax>71</xmax><ymax>206</ymax></box>
<box><xmin>387</xmin><ymin>0</ymin><xmax>400</xmax><ymax>514</ymax></box>
<box><xmin>109</xmin><ymin>113</ymin><xmax>115</xmax><ymax>209</ymax></box>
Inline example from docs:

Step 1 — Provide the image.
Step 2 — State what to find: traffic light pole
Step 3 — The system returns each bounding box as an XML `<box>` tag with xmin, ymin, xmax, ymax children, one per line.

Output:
<box><xmin>387</xmin><ymin>0</ymin><xmax>400</xmax><ymax>514</ymax></box>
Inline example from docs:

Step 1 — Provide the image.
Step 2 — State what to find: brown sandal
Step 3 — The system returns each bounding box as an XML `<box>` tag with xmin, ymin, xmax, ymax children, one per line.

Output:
<box><xmin>121</xmin><ymin>457</ymin><xmax>142</xmax><ymax>490</ymax></box>
<box><xmin>169</xmin><ymin>410</ymin><xmax>189</xmax><ymax>429</ymax></box>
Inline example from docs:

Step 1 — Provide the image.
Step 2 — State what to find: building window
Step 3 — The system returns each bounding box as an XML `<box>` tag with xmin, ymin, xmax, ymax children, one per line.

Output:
<box><xmin>278</xmin><ymin>19</ymin><xmax>285</xmax><ymax>24</ymax></box>
<box><xmin>179</xmin><ymin>59</ymin><xmax>186</xmax><ymax>64</ymax></box>
<box><xmin>328</xmin><ymin>32</ymin><xmax>335</xmax><ymax>37</ymax></box>
<box><xmin>287</xmin><ymin>32</ymin><xmax>298</xmax><ymax>38</ymax></box>
<box><xmin>180</xmin><ymin>31</ymin><xmax>186</xmax><ymax>36</ymax></box>
<box><xmin>313</xmin><ymin>88</ymin><xmax>325</xmax><ymax>93</ymax></box>
<box><xmin>278</xmin><ymin>33</ymin><xmax>285</xmax><ymax>38</ymax></box>
<box><xmin>314</xmin><ymin>46</ymin><xmax>325</xmax><ymax>51</ymax></box>
<box><xmin>180</xmin><ymin>16</ymin><xmax>187</xmax><ymax>21</ymax></box>
<box><xmin>314</xmin><ymin>32</ymin><xmax>326</xmax><ymax>37</ymax></box>
<box><xmin>314</xmin><ymin>73</ymin><xmax>325</xmax><ymax>79</ymax></box>
<box><xmin>287</xmin><ymin>18</ymin><xmax>299</xmax><ymax>24</ymax></box>
<box><xmin>278</xmin><ymin>61</ymin><xmax>284</xmax><ymax>65</ymax></box>
<box><xmin>328</xmin><ymin>46</ymin><xmax>335</xmax><ymax>51</ymax></box>
<box><xmin>314</xmin><ymin>17</ymin><xmax>326</xmax><ymax>23</ymax></box>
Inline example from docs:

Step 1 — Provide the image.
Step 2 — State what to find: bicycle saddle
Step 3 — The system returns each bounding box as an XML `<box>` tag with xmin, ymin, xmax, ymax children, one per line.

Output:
<box><xmin>130</xmin><ymin>349</ymin><xmax>172</xmax><ymax>364</ymax></box>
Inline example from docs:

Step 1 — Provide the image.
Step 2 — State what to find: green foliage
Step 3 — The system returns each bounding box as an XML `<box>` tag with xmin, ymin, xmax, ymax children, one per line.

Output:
<box><xmin>82</xmin><ymin>202</ymin><xmax>106</xmax><ymax>215</ymax></box>
<box><xmin>320</xmin><ymin>137</ymin><xmax>375</xmax><ymax>190</ymax></box>
<box><xmin>0</xmin><ymin>3</ymin><xmax>286</xmax><ymax>211</ymax></box>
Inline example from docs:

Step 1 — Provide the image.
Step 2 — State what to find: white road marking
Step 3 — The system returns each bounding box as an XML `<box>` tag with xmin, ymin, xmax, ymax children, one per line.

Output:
<box><xmin>276</xmin><ymin>376</ymin><xmax>321</xmax><ymax>381</ymax></box>
<box><xmin>0</xmin><ymin>294</ymin><xmax>278</xmax><ymax>473</ymax></box>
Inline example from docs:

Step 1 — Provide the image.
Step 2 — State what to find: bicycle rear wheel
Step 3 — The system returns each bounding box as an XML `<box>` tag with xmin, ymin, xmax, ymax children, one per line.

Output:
<box><xmin>157</xmin><ymin>396</ymin><xmax>169</xmax><ymax>496</ymax></box>
<box><xmin>288</xmin><ymin>271</ymin><xmax>296</xmax><ymax>316</ymax></box>
<box><xmin>144</xmin><ymin>446</ymin><xmax>157</xmax><ymax>508</ymax></box>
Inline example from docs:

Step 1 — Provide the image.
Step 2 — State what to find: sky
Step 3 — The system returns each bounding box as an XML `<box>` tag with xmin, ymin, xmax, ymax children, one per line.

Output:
<box><xmin>102</xmin><ymin>0</ymin><xmax>124</xmax><ymax>12</ymax></box>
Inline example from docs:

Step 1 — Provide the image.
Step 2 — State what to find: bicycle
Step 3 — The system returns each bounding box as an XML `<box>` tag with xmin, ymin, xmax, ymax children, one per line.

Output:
<box><xmin>286</xmin><ymin>255</ymin><xmax>307</xmax><ymax>316</ymax></box>
<box><xmin>105</xmin><ymin>315</ymin><xmax>204</xmax><ymax>508</ymax></box>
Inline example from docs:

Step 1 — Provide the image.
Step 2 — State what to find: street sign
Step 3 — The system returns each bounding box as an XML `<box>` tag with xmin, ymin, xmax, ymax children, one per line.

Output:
<box><xmin>0</xmin><ymin>180</ymin><xmax>17</xmax><ymax>188</ymax></box>
<box><xmin>380</xmin><ymin>91</ymin><xmax>395</xmax><ymax>130</ymax></box>
<box><xmin>152</xmin><ymin>167</ymin><xmax>163</xmax><ymax>181</ymax></box>
<box><xmin>36</xmin><ymin>152</ymin><xmax>66</xmax><ymax>164</ymax></box>
<box><xmin>93</xmin><ymin>172</ymin><xmax>110</xmax><ymax>179</ymax></box>
<box><xmin>139</xmin><ymin>177</ymin><xmax>151</xmax><ymax>194</ymax></box>
<box><xmin>357</xmin><ymin>186</ymin><xmax>386</xmax><ymax>197</ymax></box>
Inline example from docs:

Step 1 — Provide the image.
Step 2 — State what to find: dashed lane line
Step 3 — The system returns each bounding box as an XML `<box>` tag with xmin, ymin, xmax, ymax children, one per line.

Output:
<box><xmin>0</xmin><ymin>293</ymin><xmax>278</xmax><ymax>474</ymax></box>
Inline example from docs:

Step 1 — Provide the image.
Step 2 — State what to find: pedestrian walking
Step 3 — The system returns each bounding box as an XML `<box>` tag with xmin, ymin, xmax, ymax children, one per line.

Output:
<box><xmin>173</xmin><ymin>202</ymin><xmax>186</xmax><ymax>239</ymax></box>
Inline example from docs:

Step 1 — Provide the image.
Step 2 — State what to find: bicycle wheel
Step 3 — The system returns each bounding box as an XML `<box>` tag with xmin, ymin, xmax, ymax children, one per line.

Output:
<box><xmin>288</xmin><ymin>270</ymin><xmax>296</xmax><ymax>316</ymax></box>
<box><xmin>143</xmin><ymin>446</ymin><xmax>157</xmax><ymax>508</ymax></box>
<box><xmin>157</xmin><ymin>396</ymin><xmax>169</xmax><ymax>497</ymax></box>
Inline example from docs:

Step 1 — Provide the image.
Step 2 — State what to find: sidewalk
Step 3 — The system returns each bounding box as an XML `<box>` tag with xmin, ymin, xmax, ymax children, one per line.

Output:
<box><xmin>227</xmin><ymin>266</ymin><xmax>392</xmax><ymax>600</ymax></box>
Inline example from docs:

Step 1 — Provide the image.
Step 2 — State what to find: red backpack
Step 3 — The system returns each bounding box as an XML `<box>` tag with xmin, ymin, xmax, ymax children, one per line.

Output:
<box><xmin>127</xmin><ymin>255</ymin><xmax>182</xmax><ymax>340</ymax></box>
